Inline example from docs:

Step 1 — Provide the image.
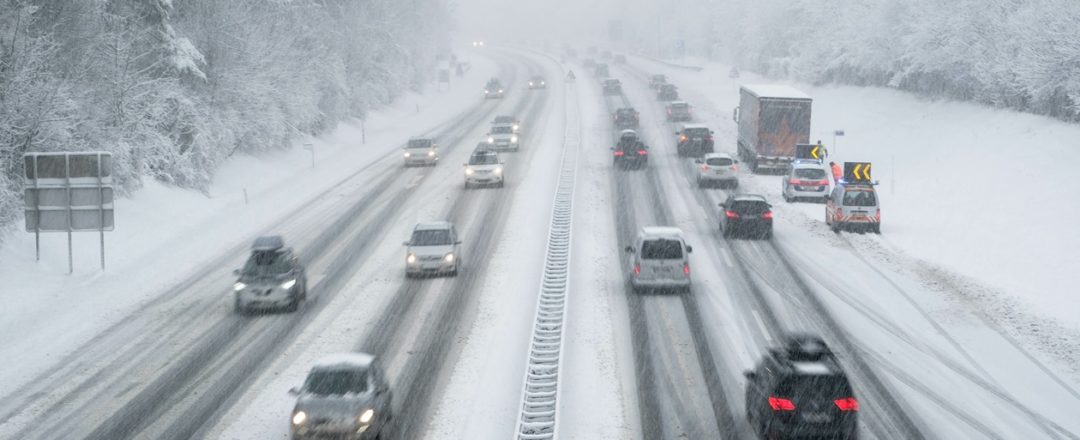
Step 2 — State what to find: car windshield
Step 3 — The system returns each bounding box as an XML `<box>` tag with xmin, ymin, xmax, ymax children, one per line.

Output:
<box><xmin>730</xmin><ymin>200</ymin><xmax>769</xmax><ymax>214</ymax></box>
<box><xmin>684</xmin><ymin>128</ymin><xmax>709</xmax><ymax>137</ymax></box>
<box><xmin>470</xmin><ymin>154</ymin><xmax>499</xmax><ymax>165</ymax></box>
<box><xmin>776</xmin><ymin>375</ymin><xmax>853</xmax><ymax>402</ymax></box>
<box><xmin>706</xmin><ymin>157</ymin><xmax>733</xmax><ymax>166</ymax></box>
<box><xmin>407</xmin><ymin>139</ymin><xmax>432</xmax><ymax>149</ymax></box>
<box><xmin>304</xmin><ymin>369</ymin><xmax>368</xmax><ymax>396</ymax></box>
<box><xmin>671</xmin><ymin>104</ymin><xmax>689</xmax><ymax>111</ymax></box>
<box><xmin>641</xmin><ymin>239</ymin><xmax>684</xmax><ymax>259</ymax></box>
<box><xmin>241</xmin><ymin>250</ymin><xmax>292</xmax><ymax>276</ymax></box>
<box><xmin>617</xmin><ymin>109</ymin><xmax>635</xmax><ymax>116</ymax></box>
<box><xmin>411</xmin><ymin>229</ymin><xmax>452</xmax><ymax>246</ymax></box>
<box><xmin>843</xmin><ymin>190</ymin><xmax>877</xmax><ymax>207</ymax></box>
<box><xmin>491</xmin><ymin>126</ymin><xmax>513</xmax><ymax>134</ymax></box>
<box><xmin>794</xmin><ymin>168</ymin><xmax>827</xmax><ymax>179</ymax></box>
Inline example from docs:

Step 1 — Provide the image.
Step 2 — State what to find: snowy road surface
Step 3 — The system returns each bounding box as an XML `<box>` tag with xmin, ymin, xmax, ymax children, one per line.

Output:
<box><xmin>2</xmin><ymin>44</ymin><xmax>1080</xmax><ymax>440</ymax></box>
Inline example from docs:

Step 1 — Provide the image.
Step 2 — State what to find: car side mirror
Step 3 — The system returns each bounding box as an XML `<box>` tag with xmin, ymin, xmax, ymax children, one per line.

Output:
<box><xmin>402</xmin><ymin>241</ymin><xmax>410</xmax><ymax>246</ymax></box>
<box><xmin>710</xmin><ymin>131</ymin><xmax>715</xmax><ymax>134</ymax></box>
<box><xmin>288</xmin><ymin>387</ymin><xmax>301</xmax><ymax>396</ymax></box>
<box><xmin>744</xmin><ymin>371</ymin><xmax>756</xmax><ymax>380</ymax></box>
<box><xmin>686</xmin><ymin>245</ymin><xmax>693</xmax><ymax>253</ymax></box>
<box><xmin>734</xmin><ymin>159</ymin><xmax>739</xmax><ymax>164</ymax></box>
<box><xmin>624</xmin><ymin>246</ymin><xmax>635</xmax><ymax>254</ymax></box>
<box><xmin>694</xmin><ymin>159</ymin><xmax>703</xmax><ymax>164</ymax></box>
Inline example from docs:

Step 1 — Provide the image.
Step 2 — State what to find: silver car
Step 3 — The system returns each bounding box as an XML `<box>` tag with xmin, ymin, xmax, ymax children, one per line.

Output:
<box><xmin>782</xmin><ymin>160</ymin><xmax>831</xmax><ymax>202</ymax></box>
<box><xmin>625</xmin><ymin>227</ymin><xmax>693</xmax><ymax>293</ymax></box>
<box><xmin>464</xmin><ymin>149</ymin><xmax>505</xmax><ymax>188</ymax></box>
<box><xmin>403</xmin><ymin>138</ymin><xmax>438</xmax><ymax>167</ymax></box>
<box><xmin>233</xmin><ymin>236</ymin><xmax>307</xmax><ymax>314</ymax></box>
<box><xmin>404</xmin><ymin>221</ymin><xmax>462</xmax><ymax>277</ymax></box>
<box><xmin>486</xmin><ymin>123</ymin><xmax>520</xmax><ymax>151</ymax></box>
<box><xmin>289</xmin><ymin>353</ymin><xmax>392</xmax><ymax>440</ymax></box>
<box><xmin>826</xmin><ymin>183</ymin><xmax>881</xmax><ymax>233</ymax></box>
<box><xmin>694</xmin><ymin>153</ymin><xmax>739</xmax><ymax>188</ymax></box>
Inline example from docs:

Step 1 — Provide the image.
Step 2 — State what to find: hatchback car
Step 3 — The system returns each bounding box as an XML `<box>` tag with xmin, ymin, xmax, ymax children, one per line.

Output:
<box><xmin>602</xmin><ymin>78</ymin><xmax>622</xmax><ymax>95</ymax></box>
<box><xmin>826</xmin><ymin>183</ymin><xmax>881</xmax><ymax>233</ymax></box>
<box><xmin>719</xmin><ymin>194</ymin><xmax>773</xmax><ymax>239</ymax></box>
<box><xmin>486</xmin><ymin>124</ymin><xmax>519</xmax><ymax>152</ymax></box>
<box><xmin>402</xmin><ymin>138</ymin><xmax>438</xmax><ymax>167</ymax></box>
<box><xmin>649</xmin><ymin>74</ymin><xmax>667</xmax><ymax>90</ymax></box>
<box><xmin>675</xmin><ymin>124</ymin><xmax>714</xmax><ymax>157</ymax></box>
<box><xmin>404</xmin><ymin>221</ymin><xmax>462</xmax><ymax>277</ymax></box>
<box><xmin>666</xmin><ymin>101</ymin><xmax>692</xmax><ymax>122</ymax></box>
<box><xmin>484</xmin><ymin>78</ymin><xmax>504</xmax><ymax>99</ymax></box>
<box><xmin>783</xmin><ymin>160</ymin><xmax>831</xmax><ymax>202</ymax></box>
<box><xmin>464</xmin><ymin>149</ymin><xmax>505</xmax><ymax>188</ymax></box>
<box><xmin>744</xmin><ymin>334</ymin><xmax>859</xmax><ymax>440</ymax></box>
<box><xmin>289</xmin><ymin>353</ymin><xmax>392</xmax><ymax>440</ymax></box>
<box><xmin>233</xmin><ymin>236</ymin><xmax>307</xmax><ymax>314</ymax></box>
<box><xmin>613</xmin><ymin>107</ymin><xmax>640</xmax><ymax>129</ymax></box>
<box><xmin>657</xmin><ymin>83</ymin><xmax>678</xmax><ymax>101</ymax></box>
<box><xmin>694</xmin><ymin>153</ymin><xmax>739</xmax><ymax>188</ymax></box>
<box><xmin>625</xmin><ymin>227</ymin><xmax>693</xmax><ymax>293</ymax></box>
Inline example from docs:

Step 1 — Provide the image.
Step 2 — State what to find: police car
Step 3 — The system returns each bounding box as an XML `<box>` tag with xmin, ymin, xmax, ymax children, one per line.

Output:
<box><xmin>782</xmin><ymin>159</ymin><xmax>831</xmax><ymax>202</ymax></box>
<box><xmin>826</xmin><ymin>162</ymin><xmax>880</xmax><ymax>233</ymax></box>
<box><xmin>744</xmin><ymin>334</ymin><xmax>859</xmax><ymax>440</ymax></box>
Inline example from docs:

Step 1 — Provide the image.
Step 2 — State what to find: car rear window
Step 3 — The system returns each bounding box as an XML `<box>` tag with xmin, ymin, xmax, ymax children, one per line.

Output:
<box><xmin>640</xmin><ymin>239</ymin><xmax>684</xmax><ymax>259</ymax></box>
<box><xmin>775</xmin><ymin>375</ymin><xmax>853</xmax><ymax>401</ymax></box>
<box><xmin>304</xmin><ymin>369</ymin><xmax>368</xmax><ymax>396</ymax></box>
<box><xmin>407</xmin><ymin>139</ymin><xmax>431</xmax><ymax>149</ymax></box>
<box><xmin>842</xmin><ymin>190</ymin><xmax>877</xmax><ymax>207</ymax></box>
<box><xmin>794</xmin><ymin>168</ymin><xmax>827</xmax><ymax>179</ymax></box>
<box><xmin>706</xmin><ymin>157</ymin><xmax>733</xmax><ymax>166</ymax></box>
<box><xmin>684</xmin><ymin>128</ymin><xmax>709</xmax><ymax>137</ymax></box>
<box><xmin>411</xmin><ymin>229</ymin><xmax>452</xmax><ymax>245</ymax></box>
<box><xmin>730</xmin><ymin>201</ymin><xmax>769</xmax><ymax>214</ymax></box>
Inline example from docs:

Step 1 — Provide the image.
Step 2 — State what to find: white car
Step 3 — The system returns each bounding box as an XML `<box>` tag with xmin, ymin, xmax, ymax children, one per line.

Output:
<box><xmin>625</xmin><ymin>227</ymin><xmax>693</xmax><ymax>293</ymax></box>
<box><xmin>403</xmin><ymin>138</ymin><xmax>438</xmax><ymax>167</ymax></box>
<box><xmin>464</xmin><ymin>149</ymin><xmax>505</xmax><ymax>188</ymax></box>
<box><xmin>486</xmin><ymin>123</ymin><xmax>519</xmax><ymax>151</ymax></box>
<box><xmin>404</xmin><ymin>222</ymin><xmax>462</xmax><ymax>277</ymax></box>
<box><xmin>782</xmin><ymin>160</ymin><xmax>831</xmax><ymax>202</ymax></box>
<box><xmin>694</xmin><ymin>153</ymin><xmax>739</xmax><ymax>188</ymax></box>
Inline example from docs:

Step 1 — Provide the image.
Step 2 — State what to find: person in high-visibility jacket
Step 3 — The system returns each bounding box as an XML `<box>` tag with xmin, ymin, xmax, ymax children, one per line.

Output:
<box><xmin>830</xmin><ymin>161</ymin><xmax>843</xmax><ymax>183</ymax></box>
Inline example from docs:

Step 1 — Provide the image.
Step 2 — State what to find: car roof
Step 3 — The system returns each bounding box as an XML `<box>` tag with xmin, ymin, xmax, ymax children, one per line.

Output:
<box><xmin>493</xmin><ymin>115</ymin><xmax>515</xmax><ymax>120</ymax></box>
<box><xmin>311</xmin><ymin>352</ymin><xmax>374</xmax><ymax>370</ymax></box>
<box><xmin>681</xmin><ymin>123</ymin><xmax>709</xmax><ymax>129</ymax></box>
<box><xmin>619</xmin><ymin>129</ymin><xmax>638</xmax><ymax>137</ymax></box>
<box><xmin>840</xmin><ymin>183</ymin><xmax>876</xmax><ymax>192</ymax></box>
<box><xmin>703</xmin><ymin>152</ymin><xmax>734</xmax><ymax>160</ymax></box>
<box><xmin>731</xmin><ymin>194</ymin><xmax>768</xmax><ymax>202</ymax></box>
<box><xmin>741</xmin><ymin>84</ymin><xmax>812</xmax><ymax>100</ymax></box>
<box><xmin>414</xmin><ymin>221</ymin><xmax>453</xmax><ymax>231</ymax></box>
<box><xmin>604</xmin><ymin>78</ymin><xmax>620</xmax><ymax>82</ymax></box>
<box><xmin>791</xmin><ymin>160</ymin><xmax>826</xmax><ymax>168</ymax></box>
<box><xmin>669</xmin><ymin>100</ymin><xmax>689</xmax><ymax>106</ymax></box>
<box><xmin>251</xmin><ymin>235</ymin><xmax>285</xmax><ymax>251</ymax></box>
<box><xmin>640</xmin><ymin>226</ymin><xmax>685</xmax><ymax>239</ymax></box>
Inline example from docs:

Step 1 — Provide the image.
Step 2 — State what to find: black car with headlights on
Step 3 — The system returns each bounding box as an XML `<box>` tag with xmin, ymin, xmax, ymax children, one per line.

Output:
<box><xmin>484</xmin><ymin>78</ymin><xmax>504</xmax><ymax>99</ymax></box>
<box><xmin>744</xmin><ymin>334</ymin><xmax>859</xmax><ymax>440</ymax></box>
<box><xmin>290</xmin><ymin>353</ymin><xmax>392</xmax><ymax>440</ymax></box>
<box><xmin>233</xmin><ymin>236</ymin><xmax>307</xmax><ymax>314</ymax></box>
<box><xmin>719</xmin><ymin>194</ymin><xmax>773</xmax><ymax>239</ymax></box>
<box><xmin>602</xmin><ymin>78</ymin><xmax>623</xmax><ymax>95</ymax></box>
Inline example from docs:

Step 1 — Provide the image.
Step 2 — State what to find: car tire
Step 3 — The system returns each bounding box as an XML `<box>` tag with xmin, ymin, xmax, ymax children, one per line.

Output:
<box><xmin>872</xmin><ymin>224</ymin><xmax>881</xmax><ymax>234</ymax></box>
<box><xmin>784</xmin><ymin>194</ymin><xmax>793</xmax><ymax>203</ymax></box>
<box><xmin>730</xmin><ymin>181</ymin><xmax>739</xmax><ymax>189</ymax></box>
<box><xmin>286</xmin><ymin>296</ymin><xmax>299</xmax><ymax>313</ymax></box>
<box><xmin>763</xmin><ymin>231</ymin><xmax>773</xmax><ymax>240</ymax></box>
<box><xmin>697</xmin><ymin>178</ymin><xmax>705</xmax><ymax>188</ymax></box>
<box><xmin>498</xmin><ymin>180</ymin><xmax>505</xmax><ymax>188</ymax></box>
<box><xmin>464</xmin><ymin>182</ymin><xmax>471</xmax><ymax>190</ymax></box>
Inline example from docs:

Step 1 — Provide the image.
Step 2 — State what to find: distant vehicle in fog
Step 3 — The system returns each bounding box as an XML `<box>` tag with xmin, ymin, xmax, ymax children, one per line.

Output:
<box><xmin>528</xmin><ymin>75</ymin><xmax>547</xmax><ymax>89</ymax></box>
<box><xmin>657</xmin><ymin>83</ymin><xmax>678</xmax><ymax>101</ymax></box>
<box><xmin>484</xmin><ymin>78</ymin><xmax>505</xmax><ymax>99</ymax></box>
<box><xmin>602</xmin><ymin>78</ymin><xmax>622</xmax><ymax>95</ymax></box>
<box><xmin>613</xmin><ymin>107</ymin><xmax>640</xmax><ymax>129</ymax></box>
<box><xmin>403</xmin><ymin>138</ymin><xmax>438</xmax><ymax>167</ymax></box>
<box><xmin>666</xmin><ymin>101</ymin><xmax>692</xmax><ymax>122</ymax></box>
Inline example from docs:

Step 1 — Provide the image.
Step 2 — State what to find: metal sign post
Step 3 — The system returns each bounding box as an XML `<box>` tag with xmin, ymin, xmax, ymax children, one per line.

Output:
<box><xmin>303</xmin><ymin>143</ymin><xmax>314</xmax><ymax>168</ymax></box>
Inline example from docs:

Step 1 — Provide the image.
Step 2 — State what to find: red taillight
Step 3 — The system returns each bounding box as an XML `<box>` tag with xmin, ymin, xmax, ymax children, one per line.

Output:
<box><xmin>769</xmin><ymin>397</ymin><xmax>796</xmax><ymax>411</ymax></box>
<box><xmin>834</xmin><ymin>398</ymin><xmax>859</xmax><ymax>411</ymax></box>
<box><xmin>788</xmin><ymin>178</ymin><xmax>799</xmax><ymax>185</ymax></box>
<box><xmin>683</xmin><ymin>262</ymin><xmax>690</xmax><ymax>274</ymax></box>
<box><xmin>731</xmin><ymin>165</ymin><xmax>738</xmax><ymax>172</ymax></box>
<box><xmin>680</xmin><ymin>135</ymin><xmax>688</xmax><ymax>142</ymax></box>
<box><xmin>633</xmin><ymin>264</ymin><xmax>641</xmax><ymax>275</ymax></box>
<box><xmin>700</xmin><ymin>164</ymin><xmax>710</xmax><ymax>172</ymax></box>
<box><xmin>705</xmin><ymin>136</ymin><xmax>713</xmax><ymax>141</ymax></box>
<box><xmin>614</xmin><ymin>151</ymin><xmax>625</xmax><ymax>156</ymax></box>
<box><xmin>638</xmin><ymin>150</ymin><xmax>648</xmax><ymax>155</ymax></box>
<box><xmin>875</xmin><ymin>210</ymin><xmax>881</xmax><ymax>221</ymax></box>
<box><xmin>762</xmin><ymin>211</ymin><xmax>774</xmax><ymax>220</ymax></box>
<box><xmin>667</xmin><ymin>109</ymin><xmax>672</xmax><ymax>115</ymax></box>
<box><xmin>725</xmin><ymin>210</ymin><xmax>739</xmax><ymax>219</ymax></box>
<box><xmin>817</xmin><ymin>180</ymin><xmax>830</xmax><ymax>186</ymax></box>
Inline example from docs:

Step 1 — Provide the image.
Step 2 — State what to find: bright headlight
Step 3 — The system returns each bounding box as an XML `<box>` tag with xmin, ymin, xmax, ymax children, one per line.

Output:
<box><xmin>407</xmin><ymin>253</ymin><xmax>417</xmax><ymax>264</ymax></box>
<box><xmin>498</xmin><ymin>89</ymin><xmax>503</xmax><ymax>93</ymax></box>
<box><xmin>529</xmin><ymin>82</ymin><xmax>534</xmax><ymax>86</ymax></box>
<box><xmin>510</xmin><ymin>135</ymin><xmax>518</xmax><ymax>143</ymax></box>
<box><xmin>403</xmin><ymin>152</ymin><xmax>411</xmax><ymax>158</ymax></box>
<box><xmin>487</xmin><ymin>137</ymin><xmax>494</xmax><ymax>143</ymax></box>
<box><xmin>233</xmin><ymin>282</ymin><xmax>246</xmax><ymax>291</ymax></box>
<box><xmin>444</xmin><ymin>253</ymin><xmax>455</xmax><ymax>263</ymax></box>
<box><xmin>359</xmin><ymin>409</ymin><xmax>375</xmax><ymax>424</ymax></box>
<box><xmin>292</xmin><ymin>411</ymin><xmax>307</xmax><ymax>425</ymax></box>
<box><xmin>427</xmin><ymin>150</ymin><xmax>435</xmax><ymax>156</ymax></box>
<box><xmin>494</xmin><ymin>166</ymin><xmax>503</xmax><ymax>175</ymax></box>
<box><xmin>465</xmin><ymin>167</ymin><xmax>475</xmax><ymax>175</ymax></box>
<box><xmin>281</xmin><ymin>279</ymin><xmax>297</xmax><ymax>290</ymax></box>
<box><xmin>513</xmin><ymin>124</ymin><xmax>519</xmax><ymax>131</ymax></box>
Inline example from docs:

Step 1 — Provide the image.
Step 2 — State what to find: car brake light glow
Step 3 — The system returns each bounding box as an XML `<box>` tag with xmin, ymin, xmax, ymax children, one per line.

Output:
<box><xmin>817</xmin><ymin>179</ymin><xmax>830</xmax><ymax>186</ymax></box>
<box><xmin>769</xmin><ymin>397</ymin><xmax>796</xmax><ymax>411</ymax></box>
<box><xmin>725</xmin><ymin>210</ymin><xmax>739</xmax><ymax>219</ymax></box>
<box><xmin>680</xmin><ymin>135</ymin><xmax>688</xmax><ymax>142</ymax></box>
<box><xmin>701</xmin><ymin>164</ymin><xmax>710</xmax><ymax>172</ymax></box>
<box><xmin>875</xmin><ymin>210</ymin><xmax>881</xmax><ymax>221</ymax></box>
<box><xmin>614</xmin><ymin>151</ymin><xmax>625</xmax><ymax>156</ymax></box>
<box><xmin>834</xmin><ymin>398</ymin><xmax>859</xmax><ymax>411</ymax></box>
<box><xmin>731</xmin><ymin>165</ymin><xmax>738</xmax><ymax>171</ymax></box>
<box><xmin>762</xmin><ymin>211</ymin><xmax>774</xmax><ymax>220</ymax></box>
<box><xmin>633</xmin><ymin>264</ymin><xmax>641</xmax><ymax>275</ymax></box>
<box><xmin>683</xmin><ymin>262</ymin><xmax>690</xmax><ymax>274</ymax></box>
<box><xmin>788</xmin><ymin>178</ymin><xmax>799</xmax><ymax>185</ymax></box>
<box><xmin>638</xmin><ymin>150</ymin><xmax>648</xmax><ymax>155</ymax></box>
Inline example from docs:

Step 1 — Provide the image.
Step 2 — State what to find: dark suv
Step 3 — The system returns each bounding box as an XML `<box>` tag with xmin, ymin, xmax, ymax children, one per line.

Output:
<box><xmin>602</xmin><ymin>78</ymin><xmax>622</xmax><ymax>95</ymax></box>
<box><xmin>719</xmin><ymin>194</ymin><xmax>773</xmax><ymax>239</ymax></box>
<box><xmin>744</xmin><ymin>334</ymin><xmax>859</xmax><ymax>440</ymax></box>
<box><xmin>594</xmin><ymin>63</ymin><xmax>610</xmax><ymax>78</ymax></box>
<box><xmin>612</xmin><ymin>130</ymin><xmax>648</xmax><ymax>169</ymax></box>
<box><xmin>657</xmin><ymin>83</ymin><xmax>678</xmax><ymax>101</ymax></box>
<box><xmin>675</xmin><ymin>124</ymin><xmax>714</xmax><ymax>157</ymax></box>
<box><xmin>613</xmin><ymin>108</ymin><xmax>640</xmax><ymax>129</ymax></box>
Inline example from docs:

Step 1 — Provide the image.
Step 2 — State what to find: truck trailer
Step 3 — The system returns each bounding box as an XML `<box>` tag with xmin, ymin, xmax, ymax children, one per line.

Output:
<box><xmin>733</xmin><ymin>85</ymin><xmax>812</xmax><ymax>173</ymax></box>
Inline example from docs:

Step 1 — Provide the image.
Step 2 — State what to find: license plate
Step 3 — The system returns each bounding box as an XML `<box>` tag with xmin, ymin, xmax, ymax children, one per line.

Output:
<box><xmin>658</xmin><ymin>266</ymin><xmax>672</xmax><ymax>273</ymax></box>
<box><xmin>802</xmin><ymin>412</ymin><xmax>832</xmax><ymax>423</ymax></box>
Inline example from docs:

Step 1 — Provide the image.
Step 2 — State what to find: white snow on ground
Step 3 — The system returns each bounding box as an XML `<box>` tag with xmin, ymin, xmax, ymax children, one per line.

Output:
<box><xmin>636</xmin><ymin>56</ymin><xmax>1080</xmax><ymax>370</ymax></box>
<box><xmin>0</xmin><ymin>54</ymin><xmax>498</xmax><ymax>397</ymax></box>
